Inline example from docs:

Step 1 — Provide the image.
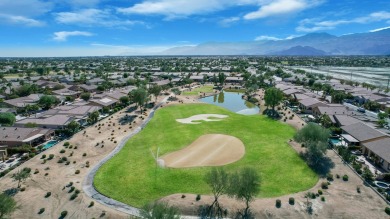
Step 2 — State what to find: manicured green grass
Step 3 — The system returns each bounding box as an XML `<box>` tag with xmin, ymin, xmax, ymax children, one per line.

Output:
<box><xmin>182</xmin><ymin>85</ymin><xmax>214</xmax><ymax>95</ymax></box>
<box><xmin>94</xmin><ymin>104</ymin><xmax>318</xmax><ymax>207</ymax></box>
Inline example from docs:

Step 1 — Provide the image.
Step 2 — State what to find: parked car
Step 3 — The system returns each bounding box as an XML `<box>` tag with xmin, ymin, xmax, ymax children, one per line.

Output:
<box><xmin>357</xmin><ymin>108</ymin><xmax>366</xmax><ymax>113</ymax></box>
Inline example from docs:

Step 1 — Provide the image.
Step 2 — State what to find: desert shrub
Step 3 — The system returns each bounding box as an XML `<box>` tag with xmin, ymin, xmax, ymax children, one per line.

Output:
<box><xmin>68</xmin><ymin>186</ymin><xmax>75</xmax><ymax>193</ymax></box>
<box><xmin>275</xmin><ymin>199</ymin><xmax>281</xmax><ymax>208</ymax></box>
<box><xmin>63</xmin><ymin>142</ymin><xmax>70</xmax><ymax>147</ymax></box>
<box><xmin>181</xmin><ymin>195</ymin><xmax>186</xmax><ymax>199</ymax></box>
<box><xmin>289</xmin><ymin>197</ymin><xmax>295</xmax><ymax>205</ymax></box>
<box><xmin>60</xmin><ymin>211</ymin><xmax>68</xmax><ymax>217</ymax></box>
<box><xmin>75</xmin><ymin>170</ymin><xmax>80</xmax><ymax>174</ymax></box>
<box><xmin>343</xmin><ymin>175</ymin><xmax>349</xmax><ymax>181</ymax></box>
<box><xmin>48</xmin><ymin>154</ymin><xmax>54</xmax><ymax>160</ymax></box>
<box><xmin>336</xmin><ymin>174</ymin><xmax>340</xmax><ymax>179</ymax></box>
<box><xmin>74</xmin><ymin>146</ymin><xmax>77</xmax><ymax>149</ymax></box>
<box><xmin>44</xmin><ymin>173</ymin><xmax>48</xmax><ymax>176</ymax></box>
<box><xmin>34</xmin><ymin>169</ymin><xmax>39</xmax><ymax>174</ymax></box>
<box><xmin>45</xmin><ymin>192</ymin><xmax>51</xmax><ymax>198</ymax></box>
<box><xmin>75</xmin><ymin>189</ymin><xmax>80</xmax><ymax>194</ymax></box>
<box><xmin>38</xmin><ymin>208</ymin><xmax>45</xmax><ymax>214</ymax></box>
<box><xmin>60</xmin><ymin>149</ymin><xmax>65</xmax><ymax>153</ymax></box>
<box><xmin>89</xmin><ymin>201</ymin><xmax>94</xmax><ymax>207</ymax></box>
<box><xmin>70</xmin><ymin>193</ymin><xmax>78</xmax><ymax>200</ymax></box>
<box><xmin>20</xmin><ymin>187</ymin><xmax>26</xmax><ymax>192</ymax></box>
<box><xmin>326</xmin><ymin>173</ymin><xmax>333</xmax><ymax>181</ymax></box>
<box><xmin>41</xmin><ymin>154</ymin><xmax>46</xmax><ymax>159</ymax></box>
<box><xmin>386</xmin><ymin>207</ymin><xmax>390</xmax><ymax>215</ymax></box>
<box><xmin>357</xmin><ymin>186</ymin><xmax>361</xmax><ymax>193</ymax></box>
<box><xmin>321</xmin><ymin>196</ymin><xmax>325</xmax><ymax>202</ymax></box>
<box><xmin>318</xmin><ymin>190</ymin><xmax>323</xmax><ymax>195</ymax></box>
<box><xmin>65</xmin><ymin>161</ymin><xmax>70</xmax><ymax>165</ymax></box>
<box><xmin>321</xmin><ymin>182</ymin><xmax>328</xmax><ymax>189</ymax></box>
<box><xmin>196</xmin><ymin>194</ymin><xmax>201</xmax><ymax>201</ymax></box>
<box><xmin>82</xmin><ymin>153</ymin><xmax>86</xmax><ymax>157</ymax></box>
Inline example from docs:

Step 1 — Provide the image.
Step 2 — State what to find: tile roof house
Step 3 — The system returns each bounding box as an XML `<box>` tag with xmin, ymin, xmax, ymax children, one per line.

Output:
<box><xmin>298</xmin><ymin>98</ymin><xmax>327</xmax><ymax>114</ymax></box>
<box><xmin>3</xmin><ymin>94</ymin><xmax>43</xmax><ymax>108</ymax></box>
<box><xmin>14</xmin><ymin>115</ymin><xmax>74</xmax><ymax>129</ymax></box>
<box><xmin>362</xmin><ymin>138</ymin><xmax>390</xmax><ymax>172</ymax></box>
<box><xmin>341</xmin><ymin>122</ymin><xmax>388</xmax><ymax>146</ymax></box>
<box><xmin>0</xmin><ymin>127</ymin><xmax>54</xmax><ymax>147</ymax></box>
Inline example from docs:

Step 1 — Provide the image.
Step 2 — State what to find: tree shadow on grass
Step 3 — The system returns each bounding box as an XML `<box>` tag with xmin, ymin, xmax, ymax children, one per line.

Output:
<box><xmin>310</xmin><ymin>157</ymin><xmax>335</xmax><ymax>177</ymax></box>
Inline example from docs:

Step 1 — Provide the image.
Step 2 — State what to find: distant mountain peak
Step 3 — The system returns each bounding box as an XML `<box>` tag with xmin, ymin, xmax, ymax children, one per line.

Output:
<box><xmin>269</xmin><ymin>46</ymin><xmax>327</xmax><ymax>56</ymax></box>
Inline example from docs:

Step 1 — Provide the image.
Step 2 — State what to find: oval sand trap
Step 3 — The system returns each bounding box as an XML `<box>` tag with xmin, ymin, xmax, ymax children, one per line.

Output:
<box><xmin>176</xmin><ymin>114</ymin><xmax>228</xmax><ymax>124</ymax></box>
<box><xmin>161</xmin><ymin>134</ymin><xmax>245</xmax><ymax>168</ymax></box>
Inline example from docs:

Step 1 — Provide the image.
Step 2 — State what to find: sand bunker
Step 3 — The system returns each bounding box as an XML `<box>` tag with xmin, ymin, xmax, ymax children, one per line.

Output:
<box><xmin>176</xmin><ymin>114</ymin><xmax>228</xmax><ymax>124</ymax></box>
<box><xmin>161</xmin><ymin>134</ymin><xmax>245</xmax><ymax>168</ymax></box>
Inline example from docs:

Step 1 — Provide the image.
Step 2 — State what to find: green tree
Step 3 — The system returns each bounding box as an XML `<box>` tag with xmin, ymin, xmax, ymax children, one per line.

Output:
<box><xmin>217</xmin><ymin>72</ymin><xmax>226</xmax><ymax>87</ymax></box>
<box><xmin>202</xmin><ymin>168</ymin><xmax>229</xmax><ymax>218</ymax></box>
<box><xmin>130</xmin><ymin>88</ymin><xmax>148</xmax><ymax>113</ymax></box>
<box><xmin>38</xmin><ymin>95</ymin><xmax>59</xmax><ymax>110</ymax></box>
<box><xmin>294</xmin><ymin>123</ymin><xmax>330</xmax><ymax>166</ymax></box>
<box><xmin>66</xmin><ymin>121</ymin><xmax>80</xmax><ymax>135</ymax></box>
<box><xmin>228</xmin><ymin>167</ymin><xmax>260</xmax><ymax>219</ymax></box>
<box><xmin>171</xmin><ymin>88</ymin><xmax>181</xmax><ymax>98</ymax></box>
<box><xmin>0</xmin><ymin>113</ymin><xmax>16</xmax><ymax>126</ymax></box>
<box><xmin>264</xmin><ymin>87</ymin><xmax>283</xmax><ymax>117</ymax></box>
<box><xmin>119</xmin><ymin>96</ymin><xmax>130</xmax><ymax>106</ymax></box>
<box><xmin>149</xmin><ymin>85</ymin><xmax>162</xmax><ymax>102</ymax></box>
<box><xmin>0</xmin><ymin>194</ymin><xmax>17</xmax><ymax>219</ymax></box>
<box><xmin>80</xmin><ymin>92</ymin><xmax>91</xmax><ymax>101</ymax></box>
<box><xmin>88</xmin><ymin>111</ymin><xmax>100</xmax><ymax>124</ymax></box>
<box><xmin>140</xmin><ymin>202</ymin><xmax>181</xmax><ymax>219</ymax></box>
<box><xmin>11</xmin><ymin>168</ymin><xmax>31</xmax><ymax>188</ymax></box>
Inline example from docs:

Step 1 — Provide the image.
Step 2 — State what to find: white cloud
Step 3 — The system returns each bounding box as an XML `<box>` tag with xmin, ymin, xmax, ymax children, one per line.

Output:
<box><xmin>54</xmin><ymin>9</ymin><xmax>145</xmax><ymax>28</ymax></box>
<box><xmin>370</xmin><ymin>26</ymin><xmax>390</xmax><ymax>32</ymax></box>
<box><xmin>117</xmin><ymin>0</ymin><xmax>261</xmax><ymax>19</ymax></box>
<box><xmin>255</xmin><ymin>35</ymin><xmax>282</xmax><ymax>41</ymax></box>
<box><xmin>244</xmin><ymin>0</ymin><xmax>309</xmax><ymax>20</ymax></box>
<box><xmin>0</xmin><ymin>0</ymin><xmax>53</xmax><ymax>17</ymax></box>
<box><xmin>53</xmin><ymin>31</ymin><xmax>93</xmax><ymax>42</ymax></box>
<box><xmin>297</xmin><ymin>11</ymin><xmax>390</xmax><ymax>32</ymax></box>
<box><xmin>219</xmin><ymin>17</ymin><xmax>240</xmax><ymax>26</ymax></box>
<box><xmin>0</xmin><ymin>14</ymin><xmax>45</xmax><ymax>26</ymax></box>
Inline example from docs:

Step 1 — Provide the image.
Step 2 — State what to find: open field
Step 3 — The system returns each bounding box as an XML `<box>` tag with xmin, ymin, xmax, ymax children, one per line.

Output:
<box><xmin>182</xmin><ymin>85</ymin><xmax>215</xmax><ymax>95</ymax></box>
<box><xmin>94</xmin><ymin>103</ymin><xmax>318</xmax><ymax>207</ymax></box>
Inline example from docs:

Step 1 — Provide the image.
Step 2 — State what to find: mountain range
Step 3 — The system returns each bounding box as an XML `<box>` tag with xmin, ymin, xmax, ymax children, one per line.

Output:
<box><xmin>160</xmin><ymin>28</ymin><xmax>390</xmax><ymax>56</ymax></box>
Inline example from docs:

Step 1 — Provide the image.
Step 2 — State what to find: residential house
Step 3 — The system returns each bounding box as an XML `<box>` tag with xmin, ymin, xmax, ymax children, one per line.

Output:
<box><xmin>298</xmin><ymin>98</ymin><xmax>327</xmax><ymax>114</ymax></box>
<box><xmin>3</xmin><ymin>94</ymin><xmax>42</xmax><ymax>109</ymax></box>
<box><xmin>14</xmin><ymin>115</ymin><xmax>74</xmax><ymax>129</ymax></box>
<box><xmin>362</xmin><ymin>138</ymin><xmax>390</xmax><ymax>172</ymax></box>
<box><xmin>341</xmin><ymin>122</ymin><xmax>388</xmax><ymax>147</ymax></box>
<box><xmin>0</xmin><ymin>127</ymin><xmax>54</xmax><ymax>147</ymax></box>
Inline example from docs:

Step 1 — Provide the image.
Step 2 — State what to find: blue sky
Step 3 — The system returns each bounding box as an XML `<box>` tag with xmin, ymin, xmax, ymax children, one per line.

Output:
<box><xmin>0</xmin><ymin>0</ymin><xmax>390</xmax><ymax>56</ymax></box>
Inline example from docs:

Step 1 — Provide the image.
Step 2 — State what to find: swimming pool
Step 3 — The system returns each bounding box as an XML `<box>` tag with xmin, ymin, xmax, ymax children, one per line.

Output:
<box><xmin>329</xmin><ymin>138</ymin><xmax>342</xmax><ymax>146</ymax></box>
<box><xmin>42</xmin><ymin>140</ymin><xmax>58</xmax><ymax>150</ymax></box>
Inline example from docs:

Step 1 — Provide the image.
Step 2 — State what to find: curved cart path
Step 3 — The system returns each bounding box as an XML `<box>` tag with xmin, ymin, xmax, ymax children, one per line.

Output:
<box><xmin>82</xmin><ymin>96</ymin><xmax>198</xmax><ymax>219</ymax></box>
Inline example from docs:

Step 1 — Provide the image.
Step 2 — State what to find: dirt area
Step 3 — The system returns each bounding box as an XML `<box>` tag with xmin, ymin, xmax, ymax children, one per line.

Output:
<box><xmin>0</xmin><ymin>94</ymin><xmax>173</xmax><ymax>219</ymax></box>
<box><xmin>161</xmin><ymin>134</ymin><xmax>245</xmax><ymax>168</ymax></box>
<box><xmin>176</xmin><ymin>114</ymin><xmax>228</xmax><ymax>124</ymax></box>
<box><xmin>162</xmin><ymin>149</ymin><xmax>388</xmax><ymax>219</ymax></box>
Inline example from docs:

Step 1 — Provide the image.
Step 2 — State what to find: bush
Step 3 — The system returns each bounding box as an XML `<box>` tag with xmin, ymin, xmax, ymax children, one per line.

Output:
<box><xmin>34</xmin><ymin>169</ymin><xmax>39</xmax><ymax>174</ymax></box>
<box><xmin>48</xmin><ymin>154</ymin><xmax>54</xmax><ymax>160</ymax></box>
<box><xmin>45</xmin><ymin>192</ymin><xmax>51</xmax><ymax>198</ymax></box>
<box><xmin>357</xmin><ymin>186</ymin><xmax>361</xmax><ymax>193</ymax></box>
<box><xmin>41</xmin><ymin>154</ymin><xmax>46</xmax><ymax>159</ymax></box>
<box><xmin>321</xmin><ymin>182</ymin><xmax>329</xmax><ymax>189</ymax></box>
<box><xmin>181</xmin><ymin>194</ymin><xmax>186</xmax><ymax>199</ymax></box>
<box><xmin>60</xmin><ymin>149</ymin><xmax>65</xmax><ymax>153</ymax></box>
<box><xmin>75</xmin><ymin>170</ymin><xmax>80</xmax><ymax>174</ymax></box>
<box><xmin>20</xmin><ymin>187</ymin><xmax>26</xmax><ymax>192</ymax></box>
<box><xmin>326</xmin><ymin>173</ymin><xmax>333</xmax><ymax>181</ymax></box>
<box><xmin>38</xmin><ymin>208</ymin><xmax>45</xmax><ymax>214</ymax></box>
<box><xmin>336</xmin><ymin>174</ymin><xmax>340</xmax><ymax>179</ymax></box>
<box><xmin>343</xmin><ymin>175</ymin><xmax>349</xmax><ymax>181</ymax></box>
<box><xmin>385</xmin><ymin>207</ymin><xmax>390</xmax><ymax>215</ymax></box>
<box><xmin>196</xmin><ymin>194</ymin><xmax>201</xmax><ymax>201</ymax></box>
<box><xmin>70</xmin><ymin>193</ymin><xmax>78</xmax><ymax>200</ymax></box>
<box><xmin>89</xmin><ymin>201</ymin><xmax>94</xmax><ymax>208</ymax></box>
<box><xmin>61</xmin><ymin>211</ymin><xmax>68</xmax><ymax>218</ymax></box>
<box><xmin>318</xmin><ymin>190</ymin><xmax>323</xmax><ymax>195</ymax></box>
<box><xmin>63</xmin><ymin>142</ymin><xmax>70</xmax><ymax>147</ymax></box>
<box><xmin>68</xmin><ymin>186</ymin><xmax>75</xmax><ymax>193</ymax></box>
<box><xmin>321</xmin><ymin>196</ymin><xmax>325</xmax><ymax>202</ymax></box>
<box><xmin>288</xmin><ymin>197</ymin><xmax>295</xmax><ymax>205</ymax></box>
<box><xmin>275</xmin><ymin>199</ymin><xmax>281</xmax><ymax>208</ymax></box>
<box><xmin>82</xmin><ymin>153</ymin><xmax>87</xmax><ymax>157</ymax></box>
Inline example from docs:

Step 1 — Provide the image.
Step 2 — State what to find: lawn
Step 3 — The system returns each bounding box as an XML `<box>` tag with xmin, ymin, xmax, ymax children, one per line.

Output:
<box><xmin>94</xmin><ymin>104</ymin><xmax>318</xmax><ymax>207</ymax></box>
<box><xmin>182</xmin><ymin>85</ymin><xmax>215</xmax><ymax>95</ymax></box>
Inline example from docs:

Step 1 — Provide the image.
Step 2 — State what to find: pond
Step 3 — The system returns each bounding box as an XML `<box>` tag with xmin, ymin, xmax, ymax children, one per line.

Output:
<box><xmin>200</xmin><ymin>91</ymin><xmax>260</xmax><ymax>115</ymax></box>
